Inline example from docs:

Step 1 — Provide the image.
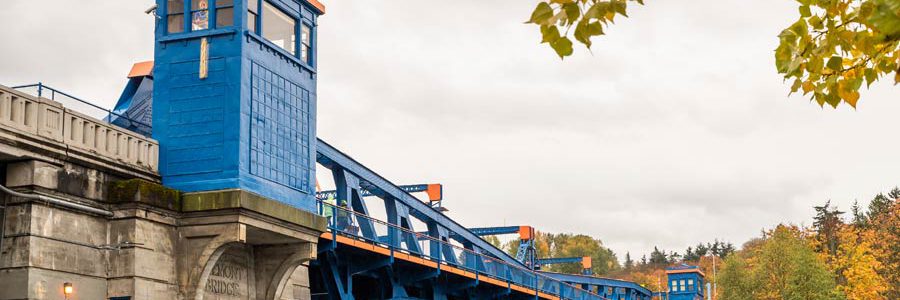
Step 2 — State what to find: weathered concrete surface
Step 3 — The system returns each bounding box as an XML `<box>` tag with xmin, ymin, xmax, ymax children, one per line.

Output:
<box><xmin>0</xmin><ymin>160</ymin><xmax>324</xmax><ymax>300</ymax></box>
<box><xmin>0</xmin><ymin>84</ymin><xmax>159</xmax><ymax>176</ymax></box>
<box><xmin>182</xmin><ymin>189</ymin><xmax>327</xmax><ymax>233</ymax></box>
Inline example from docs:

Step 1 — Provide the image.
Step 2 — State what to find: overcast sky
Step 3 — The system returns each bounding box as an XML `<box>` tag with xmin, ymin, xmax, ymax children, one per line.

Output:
<box><xmin>2</xmin><ymin>0</ymin><xmax>899</xmax><ymax>260</ymax></box>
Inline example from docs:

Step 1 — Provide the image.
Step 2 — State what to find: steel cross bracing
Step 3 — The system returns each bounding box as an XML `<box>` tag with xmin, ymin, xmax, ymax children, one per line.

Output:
<box><xmin>315</xmin><ymin>138</ymin><xmax>525</xmax><ymax>266</ymax></box>
<box><xmin>466</xmin><ymin>226</ymin><xmax>537</xmax><ymax>268</ymax></box>
<box><xmin>314</xmin><ymin>138</ymin><xmax>609</xmax><ymax>300</ymax></box>
<box><xmin>540</xmin><ymin>272</ymin><xmax>653</xmax><ymax>300</ymax></box>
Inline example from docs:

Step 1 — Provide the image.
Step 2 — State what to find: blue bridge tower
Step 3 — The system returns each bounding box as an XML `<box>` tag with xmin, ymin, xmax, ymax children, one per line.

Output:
<box><xmin>152</xmin><ymin>0</ymin><xmax>324</xmax><ymax>212</ymax></box>
<box><xmin>664</xmin><ymin>264</ymin><xmax>705</xmax><ymax>300</ymax></box>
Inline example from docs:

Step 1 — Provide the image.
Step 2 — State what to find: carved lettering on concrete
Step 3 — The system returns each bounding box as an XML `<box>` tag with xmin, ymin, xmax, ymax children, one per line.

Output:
<box><xmin>204</xmin><ymin>248</ymin><xmax>251</xmax><ymax>299</ymax></box>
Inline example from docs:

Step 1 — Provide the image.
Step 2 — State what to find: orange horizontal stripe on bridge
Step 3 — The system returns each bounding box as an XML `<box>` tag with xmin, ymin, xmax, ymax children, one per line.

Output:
<box><xmin>319</xmin><ymin>232</ymin><xmax>558</xmax><ymax>299</ymax></box>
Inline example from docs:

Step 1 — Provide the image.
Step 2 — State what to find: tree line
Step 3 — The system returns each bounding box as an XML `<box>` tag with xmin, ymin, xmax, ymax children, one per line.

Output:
<box><xmin>482</xmin><ymin>187</ymin><xmax>900</xmax><ymax>299</ymax></box>
<box><xmin>719</xmin><ymin>187</ymin><xmax>900</xmax><ymax>300</ymax></box>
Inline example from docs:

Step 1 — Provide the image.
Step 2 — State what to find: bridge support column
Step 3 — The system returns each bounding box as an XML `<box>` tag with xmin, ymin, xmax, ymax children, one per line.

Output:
<box><xmin>179</xmin><ymin>189</ymin><xmax>325</xmax><ymax>300</ymax></box>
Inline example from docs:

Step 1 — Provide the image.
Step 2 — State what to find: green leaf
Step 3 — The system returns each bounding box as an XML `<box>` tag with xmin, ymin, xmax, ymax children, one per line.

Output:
<box><xmin>528</xmin><ymin>2</ymin><xmax>554</xmax><ymax>24</ymax></box>
<box><xmin>541</xmin><ymin>25</ymin><xmax>561</xmax><ymax>44</ymax></box>
<box><xmin>814</xmin><ymin>92</ymin><xmax>826</xmax><ymax>107</ymax></box>
<box><xmin>826</xmin><ymin>56</ymin><xmax>842</xmax><ymax>71</ymax></box>
<box><xmin>790</xmin><ymin>78</ymin><xmax>803</xmax><ymax>95</ymax></box>
<box><xmin>809</xmin><ymin>15</ymin><xmax>823</xmax><ymax>30</ymax></box>
<box><xmin>824</xmin><ymin>92</ymin><xmax>841</xmax><ymax>108</ymax></box>
<box><xmin>799</xmin><ymin>5</ymin><xmax>811</xmax><ymax>18</ymax></box>
<box><xmin>584</xmin><ymin>2</ymin><xmax>605</xmax><ymax>19</ymax></box>
<box><xmin>869</xmin><ymin>0</ymin><xmax>900</xmax><ymax>40</ymax></box>
<box><xmin>550</xmin><ymin>36</ymin><xmax>574</xmax><ymax>59</ymax></box>
<box><xmin>587</xmin><ymin>22</ymin><xmax>604</xmax><ymax>36</ymax></box>
<box><xmin>613</xmin><ymin>0</ymin><xmax>628</xmax><ymax>17</ymax></box>
<box><xmin>864</xmin><ymin>68</ymin><xmax>878</xmax><ymax>87</ymax></box>
<box><xmin>563</xmin><ymin>3</ymin><xmax>581</xmax><ymax>26</ymax></box>
<box><xmin>574</xmin><ymin>20</ymin><xmax>591</xmax><ymax>48</ymax></box>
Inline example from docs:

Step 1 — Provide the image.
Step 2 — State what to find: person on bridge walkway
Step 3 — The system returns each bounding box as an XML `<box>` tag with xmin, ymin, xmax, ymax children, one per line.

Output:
<box><xmin>323</xmin><ymin>195</ymin><xmax>337</xmax><ymax>225</ymax></box>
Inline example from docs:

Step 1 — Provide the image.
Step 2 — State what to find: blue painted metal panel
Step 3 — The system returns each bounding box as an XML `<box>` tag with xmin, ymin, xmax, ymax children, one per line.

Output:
<box><xmin>108</xmin><ymin>76</ymin><xmax>153</xmax><ymax>136</ymax></box>
<box><xmin>153</xmin><ymin>0</ymin><xmax>320</xmax><ymax>212</ymax></box>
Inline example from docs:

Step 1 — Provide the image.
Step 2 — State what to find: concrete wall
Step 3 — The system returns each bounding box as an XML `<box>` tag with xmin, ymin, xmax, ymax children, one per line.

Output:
<box><xmin>0</xmin><ymin>159</ymin><xmax>323</xmax><ymax>300</ymax></box>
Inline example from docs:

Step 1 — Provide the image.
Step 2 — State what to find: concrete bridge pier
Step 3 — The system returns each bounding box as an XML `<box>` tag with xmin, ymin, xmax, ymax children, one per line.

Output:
<box><xmin>0</xmin><ymin>157</ymin><xmax>325</xmax><ymax>300</ymax></box>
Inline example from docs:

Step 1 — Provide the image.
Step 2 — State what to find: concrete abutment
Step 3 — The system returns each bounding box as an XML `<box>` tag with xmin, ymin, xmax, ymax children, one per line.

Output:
<box><xmin>0</xmin><ymin>159</ymin><xmax>325</xmax><ymax>300</ymax></box>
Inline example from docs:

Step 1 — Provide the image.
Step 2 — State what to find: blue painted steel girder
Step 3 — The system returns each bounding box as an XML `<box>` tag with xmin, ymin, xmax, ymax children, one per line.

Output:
<box><xmin>315</xmin><ymin>138</ymin><xmax>524</xmax><ymax>266</ymax></box>
<box><xmin>317</xmin><ymin>184</ymin><xmax>430</xmax><ymax>200</ymax></box>
<box><xmin>536</xmin><ymin>257</ymin><xmax>584</xmax><ymax>265</ymax></box>
<box><xmin>539</xmin><ymin>271</ymin><xmax>653</xmax><ymax>300</ymax></box>
<box><xmin>468</xmin><ymin>226</ymin><xmax>521</xmax><ymax>236</ymax></box>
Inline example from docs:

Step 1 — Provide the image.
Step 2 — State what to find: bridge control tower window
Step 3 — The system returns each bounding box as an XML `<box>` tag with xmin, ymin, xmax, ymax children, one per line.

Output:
<box><xmin>167</xmin><ymin>0</ymin><xmax>185</xmax><ymax>33</ymax></box>
<box><xmin>262</xmin><ymin>1</ymin><xmax>296</xmax><ymax>55</ymax></box>
<box><xmin>300</xmin><ymin>23</ymin><xmax>311</xmax><ymax>63</ymax></box>
<box><xmin>191</xmin><ymin>0</ymin><xmax>210</xmax><ymax>30</ymax></box>
<box><xmin>215</xmin><ymin>0</ymin><xmax>234</xmax><ymax>27</ymax></box>
<box><xmin>168</xmin><ymin>0</ymin><xmax>235</xmax><ymax>33</ymax></box>
<box><xmin>247</xmin><ymin>0</ymin><xmax>259</xmax><ymax>32</ymax></box>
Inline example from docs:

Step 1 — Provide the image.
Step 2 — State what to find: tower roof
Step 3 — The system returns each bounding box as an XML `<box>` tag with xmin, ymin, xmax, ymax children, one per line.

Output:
<box><xmin>665</xmin><ymin>264</ymin><xmax>705</xmax><ymax>277</ymax></box>
<box><xmin>308</xmin><ymin>0</ymin><xmax>326</xmax><ymax>14</ymax></box>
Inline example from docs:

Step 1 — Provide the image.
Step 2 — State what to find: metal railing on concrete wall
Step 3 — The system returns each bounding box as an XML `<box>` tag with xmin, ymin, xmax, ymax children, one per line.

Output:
<box><xmin>0</xmin><ymin>84</ymin><xmax>158</xmax><ymax>172</ymax></box>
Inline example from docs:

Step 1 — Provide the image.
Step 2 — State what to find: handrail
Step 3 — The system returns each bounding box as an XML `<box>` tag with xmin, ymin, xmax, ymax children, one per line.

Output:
<box><xmin>11</xmin><ymin>82</ymin><xmax>152</xmax><ymax>132</ymax></box>
<box><xmin>318</xmin><ymin>200</ymin><xmax>607</xmax><ymax>300</ymax></box>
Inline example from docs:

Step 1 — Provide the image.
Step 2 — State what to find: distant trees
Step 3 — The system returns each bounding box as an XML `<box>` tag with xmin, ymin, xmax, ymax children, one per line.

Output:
<box><xmin>499</xmin><ymin>232</ymin><xmax>620</xmax><ymax>276</ymax></box>
<box><xmin>720</xmin><ymin>225</ymin><xmax>842</xmax><ymax>300</ymax></box>
<box><xmin>718</xmin><ymin>188</ymin><xmax>900</xmax><ymax>300</ymax></box>
<box><xmin>623</xmin><ymin>252</ymin><xmax>634</xmax><ymax>271</ymax></box>
<box><xmin>482</xmin><ymin>187</ymin><xmax>899</xmax><ymax>298</ymax></box>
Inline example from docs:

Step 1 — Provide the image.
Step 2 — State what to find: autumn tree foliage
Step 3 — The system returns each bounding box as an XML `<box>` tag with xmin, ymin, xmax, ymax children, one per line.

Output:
<box><xmin>716</xmin><ymin>189</ymin><xmax>899</xmax><ymax>300</ymax></box>
<box><xmin>866</xmin><ymin>195</ymin><xmax>900</xmax><ymax>299</ymax></box>
<box><xmin>776</xmin><ymin>0</ymin><xmax>900</xmax><ymax>108</ymax></box>
<box><xmin>719</xmin><ymin>225</ymin><xmax>842</xmax><ymax>300</ymax></box>
<box><xmin>501</xmin><ymin>232</ymin><xmax>621</xmax><ymax>276</ymax></box>
<box><xmin>480</xmin><ymin>188</ymin><xmax>898</xmax><ymax>297</ymax></box>
<box><xmin>526</xmin><ymin>0</ymin><xmax>643</xmax><ymax>58</ymax></box>
<box><xmin>829</xmin><ymin>226</ymin><xmax>887</xmax><ymax>300</ymax></box>
<box><xmin>527</xmin><ymin>0</ymin><xmax>900</xmax><ymax>107</ymax></box>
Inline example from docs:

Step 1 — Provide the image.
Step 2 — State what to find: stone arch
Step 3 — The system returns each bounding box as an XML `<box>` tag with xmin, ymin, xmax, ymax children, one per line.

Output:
<box><xmin>262</xmin><ymin>243</ymin><xmax>316</xmax><ymax>300</ymax></box>
<box><xmin>194</xmin><ymin>241</ymin><xmax>253</xmax><ymax>300</ymax></box>
<box><xmin>177</xmin><ymin>223</ymin><xmax>248</xmax><ymax>300</ymax></box>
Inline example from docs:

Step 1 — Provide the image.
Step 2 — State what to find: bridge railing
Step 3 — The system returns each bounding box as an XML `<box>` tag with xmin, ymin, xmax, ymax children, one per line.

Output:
<box><xmin>0</xmin><ymin>84</ymin><xmax>158</xmax><ymax>172</ymax></box>
<box><xmin>11</xmin><ymin>83</ymin><xmax>152</xmax><ymax>131</ymax></box>
<box><xmin>319</xmin><ymin>201</ymin><xmax>606</xmax><ymax>300</ymax></box>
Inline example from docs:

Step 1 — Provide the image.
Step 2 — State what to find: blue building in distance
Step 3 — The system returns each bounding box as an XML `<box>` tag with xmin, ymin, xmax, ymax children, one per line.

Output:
<box><xmin>152</xmin><ymin>0</ymin><xmax>324</xmax><ymax>212</ymax></box>
<box><xmin>664</xmin><ymin>264</ymin><xmax>705</xmax><ymax>300</ymax></box>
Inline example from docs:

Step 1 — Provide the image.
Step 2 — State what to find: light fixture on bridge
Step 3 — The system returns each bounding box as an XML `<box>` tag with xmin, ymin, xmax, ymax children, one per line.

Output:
<box><xmin>63</xmin><ymin>282</ymin><xmax>73</xmax><ymax>298</ymax></box>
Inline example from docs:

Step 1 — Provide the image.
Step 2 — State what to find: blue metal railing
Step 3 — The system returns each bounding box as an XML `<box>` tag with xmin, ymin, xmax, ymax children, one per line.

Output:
<box><xmin>11</xmin><ymin>83</ymin><xmax>153</xmax><ymax>133</ymax></box>
<box><xmin>318</xmin><ymin>201</ymin><xmax>606</xmax><ymax>300</ymax></box>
